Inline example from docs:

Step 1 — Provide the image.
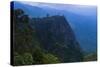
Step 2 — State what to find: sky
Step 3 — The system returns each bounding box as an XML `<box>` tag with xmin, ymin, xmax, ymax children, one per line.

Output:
<box><xmin>19</xmin><ymin>0</ymin><xmax>98</xmax><ymax>6</ymax></box>
<box><xmin>18</xmin><ymin>1</ymin><xmax>97</xmax><ymax>17</ymax></box>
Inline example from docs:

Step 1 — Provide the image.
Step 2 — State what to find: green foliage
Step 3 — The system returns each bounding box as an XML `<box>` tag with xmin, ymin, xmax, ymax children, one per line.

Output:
<box><xmin>14</xmin><ymin>52</ymin><xmax>34</xmax><ymax>65</ymax></box>
<box><xmin>84</xmin><ymin>52</ymin><xmax>97</xmax><ymax>61</ymax></box>
<box><xmin>32</xmin><ymin>47</ymin><xmax>60</xmax><ymax>64</ymax></box>
<box><xmin>23</xmin><ymin>53</ymin><xmax>34</xmax><ymax>65</ymax></box>
<box><xmin>12</xmin><ymin>8</ymin><xmax>83</xmax><ymax>65</ymax></box>
<box><xmin>32</xmin><ymin>46</ymin><xmax>44</xmax><ymax>64</ymax></box>
<box><xmin>14</xmin><ymin>52</ymin><xmax>24</xmax><ymax>65</ymax></box>
<box><xmin>32</xmin><ymin>46</ymin><xmax>60</xmax><ymax>64</ymax></box>
<box><xmin>42</xmin><ymin>53</ymin><xmax>60</xmax><ymax>64</ymax></box>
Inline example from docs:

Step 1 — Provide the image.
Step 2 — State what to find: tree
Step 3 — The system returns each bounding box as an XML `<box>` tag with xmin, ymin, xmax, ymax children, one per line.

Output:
<box><xmin>23</xmin><ymin>53</ymin><xmax>34</xmax><ymax>65</ymax></box>
<box><xmin>32</xmin><ymin>46</ymin><xmax>60</xmax><ymax>64</ymax></box>
<box><xmin>32</xmin><ymin>46</ymin><xmax>44</xmax><ymax>64</ymax></box>
<box><xmin>42</xmin><ymin>53</ymin><xmax>60</xmax><ymax>64</ymax></box>
<box><xmin>13</xmin><ymin>52</ymin><xmax>34</xmax><ymax>65</ymax></box>
<box><xmin>13</xmin><ymin>52</ymin><xmax>24</xmax><ymax>65</ymax></box>
<box><xmin>14</xmin><ymin>9</ymin><xmax>24</xmax><ymax>17</ymax></box>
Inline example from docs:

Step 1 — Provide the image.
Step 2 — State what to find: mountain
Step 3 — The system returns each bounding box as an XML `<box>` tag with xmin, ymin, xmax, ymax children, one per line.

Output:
<box><xmin>33</xmin><ymin>15</ymin><xmax>83</xmax><ymax>62</ymax></box>
<box><xmin>13</xmin><ymin>1</ymin><xmax>97</xmax><ymax>52</ymax></box>
<box><xmin>12</xmin><ymin>8</ymin><xmax>83</xmax><ymax>65</ymax></box>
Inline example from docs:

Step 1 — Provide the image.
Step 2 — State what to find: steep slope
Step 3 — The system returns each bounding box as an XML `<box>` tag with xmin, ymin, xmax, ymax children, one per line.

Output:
<box><xmin>13</xmin><ymin>1</ymin><xmax>97</xmax><ymax>52</ymax></box>
<box><xmin>12</xmin><ymin>8</ymin><xmax>83</xmax><ymax>65</ymax></box>
<box><xmin>33</xmin><ymin>15</ymin><xmax>83</xmax><ymax>62</ymax></box>
<box><xmin>12</xmin><ymin>9</ymin><xmax>61</xmax><ymax>65</ymax></box>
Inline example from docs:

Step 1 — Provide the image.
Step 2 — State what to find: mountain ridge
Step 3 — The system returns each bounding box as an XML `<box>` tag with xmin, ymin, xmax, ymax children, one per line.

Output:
<box><xmin>13</xmin><ymin>1</ymin><xmax>97</xmax><ymax>52</ymax></box>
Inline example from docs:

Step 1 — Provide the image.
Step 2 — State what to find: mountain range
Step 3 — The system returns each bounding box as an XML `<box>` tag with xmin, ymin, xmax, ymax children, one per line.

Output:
<box><xmin>13</xmin><ymin>1</ymin><xmax>97</xmax><ymax>53</ymax></box>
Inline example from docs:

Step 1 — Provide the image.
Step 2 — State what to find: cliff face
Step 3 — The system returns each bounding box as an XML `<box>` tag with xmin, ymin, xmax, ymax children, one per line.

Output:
<box><xmin>33</xmin><ymin>15</ymin><xmax>83</xmax><ymax>62</ymax></box>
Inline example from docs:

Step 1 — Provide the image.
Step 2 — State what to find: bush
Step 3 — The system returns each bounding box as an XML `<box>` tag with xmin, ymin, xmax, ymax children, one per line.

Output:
<box><xmin>42</xmin><ymin>53</ymin><xmax>60</xmax><ymax>64</ymax></box>
<box><xmin>14</xmin><ymin>52</ymin><xmax>34</xmax><ymax>65</ymax></box>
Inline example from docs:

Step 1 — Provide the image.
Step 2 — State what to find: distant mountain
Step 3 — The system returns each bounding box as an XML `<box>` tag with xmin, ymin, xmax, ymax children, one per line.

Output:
<box><xmin>13</xmin><ymin>1</ymin><xmax>97</xmax><ymax>52</ymax></box>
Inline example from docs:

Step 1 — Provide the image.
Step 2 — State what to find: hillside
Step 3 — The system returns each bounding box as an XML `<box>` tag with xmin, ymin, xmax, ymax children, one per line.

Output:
<box><xmin>12</xmin><ymin>9</ymin><xmax>83</xmax><ymax>66</ymax></box>
<box><xmin>33</xmin><ymin>15</ymin><xmax>83</xmax><ymax>62</ymax></box>
<box><xmin>12</xmin><ymin>1</ymin><xmax>97</xmax><ymax>52</ymax></box>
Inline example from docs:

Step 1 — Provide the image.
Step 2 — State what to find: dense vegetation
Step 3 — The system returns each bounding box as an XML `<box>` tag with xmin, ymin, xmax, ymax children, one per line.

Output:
<box><xmin>12</xmin><ymin>9</ymin><xmax>96</xmax><ymax>66</ymax></box>
<box><xmin>12</xmin><ymin>9</ymin><xmax>60</xmax><ymax>65</ymax></box>
<box><xmin>83</xmin><ymin>52</ymin><xmax>97</xmax><ymax>61</ymax></box>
